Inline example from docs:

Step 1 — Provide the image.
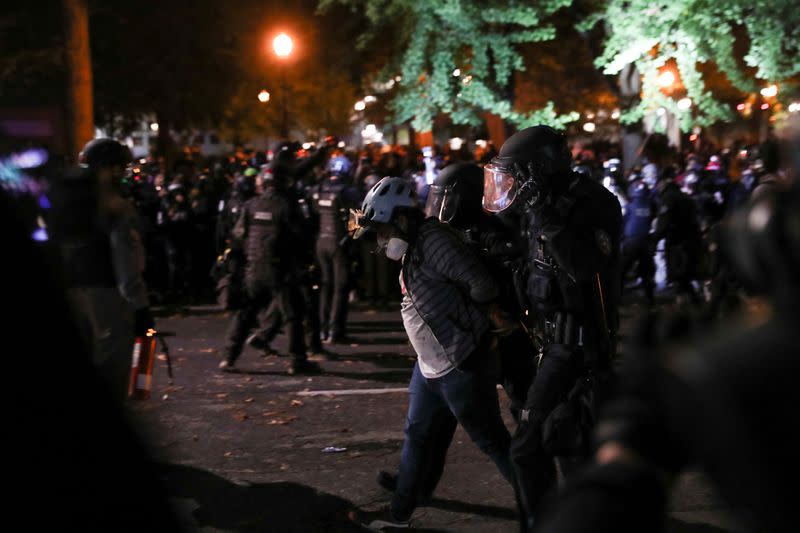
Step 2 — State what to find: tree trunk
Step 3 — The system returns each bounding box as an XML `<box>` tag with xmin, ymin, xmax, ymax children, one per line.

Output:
<box><xmin>63</xmin><ymin>0</ymin><xmax>94</xmax><ymax>163</ymax></box>
<box><xmin>619</xmin><ymin>64</ymin><xmax>643</xmax><ymax>171</ymax></box>
<box><xmin>483</xmin><ymin>113</ymin><xmax>507</xmax><ymax>149</ymax></box>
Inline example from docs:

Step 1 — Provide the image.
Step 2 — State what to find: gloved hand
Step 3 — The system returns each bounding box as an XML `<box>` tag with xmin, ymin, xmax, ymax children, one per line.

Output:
<box><xmin>134</xmin><ymin>307</ymin><xmax>156</xmax><ymax>337</ymax></box>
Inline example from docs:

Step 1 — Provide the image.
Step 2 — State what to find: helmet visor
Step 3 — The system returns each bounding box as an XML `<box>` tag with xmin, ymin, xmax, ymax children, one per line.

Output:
<box><xmin>482</xmin><ymin>164</ymin><xmax>518</xmax><ymax>213</ymax></box>
<box><xmin>424</xmin><ymin>185</ymin><xmax>445</xmax><ymax>219</ymax></box>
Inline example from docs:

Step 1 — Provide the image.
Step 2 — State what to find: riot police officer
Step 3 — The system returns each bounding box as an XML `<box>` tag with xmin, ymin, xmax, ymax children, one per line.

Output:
<box><xmin>652</xmin><ymin>175</ymin><xmax>702</xmax><ymax>303</ymax></box>
<box><xmin>216</xmin><ymin>170</ymin><xmax>256</xmax><ymax>253</ymax></box>
<box><xmin>49</xmin><ymin>138</ymin><xmax>154</xmax><ymax>400</ymax></box>
<box><xmin>311</xmin><ymin>155</ymin><xmax>360</xmax><ymax>343</ymax></box>
<box><xmin>219</xmin><ymin>159</ymin><xmax>319</xmax><ymax>375</ymax></box>
<box><xmin>621</xmin><ymin>177</ymin><xmax>657</xmax><ymax>304</ymax></box>
<box><xmin>483</xmin><ymin>126</ymin><xmax>622</xmax><ymax>531</ymax></box>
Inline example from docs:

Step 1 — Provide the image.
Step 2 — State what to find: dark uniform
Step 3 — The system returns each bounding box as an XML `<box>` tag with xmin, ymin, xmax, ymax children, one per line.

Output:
<box><xmin>221</xmin><ymin>186</ymin><xmax>311</xmax><ymax>372</ymax></box>
<box><xmin>483</xmin><ymin>126</ymin><xmax>622</xmax><ymax>531</ymax></box>
<box><xmin>536</xmin><ymin>185</ymin><xmax>800</xmax><ymax>533</ymax></box>
<box><xmin>311</xmin><ymin>174</ymin><xmax>360</xmax><ymax>341</ymax></box>
<box><xmin>653</xmin><ymin>180</ymin><xmax>702</xmax><ymax>302</ymax></box>
<box><xmin>621</xmin><ymin>180</ymin><xmax>657</xmax><ymax>303</ymax></box>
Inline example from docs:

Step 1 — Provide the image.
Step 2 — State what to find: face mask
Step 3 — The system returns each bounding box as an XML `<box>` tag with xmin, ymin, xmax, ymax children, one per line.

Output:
<box><xmin>385</xmin><ymin>237</ymin><xmax>409</xmax><ymax>261</ymax></box>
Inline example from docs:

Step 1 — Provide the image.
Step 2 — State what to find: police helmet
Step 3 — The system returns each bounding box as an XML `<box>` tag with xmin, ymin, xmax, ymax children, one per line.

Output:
<box><xmin>424</xmin><ymin>162</ymin><xmax>483</xmax><ymax>226</ymax></box>
<box><xmin>482</xmin><ymin>125</ymin><xmax>572</xmax><ymax>212</ymax></box>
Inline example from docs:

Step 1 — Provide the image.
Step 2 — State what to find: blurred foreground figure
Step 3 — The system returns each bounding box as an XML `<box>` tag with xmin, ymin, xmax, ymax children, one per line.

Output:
<box><xmin>536</xmin><ymin>187</ymin><xmax>800</xmax><ymax>532</ymax></box>
<box><xmin>3</xmin><ymin>180</ymin><xmax>179</xmax><ymax>530</ymax></box>
<box><xmin>484</xmin><ymin>126</ymin><xmax>622</xmax><ymax>531</ymax></box>
<box><xmin>50</xmin><ymin>139</ymin><xmax>154</xmax><ymax>400</ymax></box>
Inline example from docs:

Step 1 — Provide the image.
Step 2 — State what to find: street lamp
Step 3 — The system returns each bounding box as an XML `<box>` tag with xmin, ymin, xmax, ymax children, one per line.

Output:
<box><xmin>760</xmin><ymin>84</ymin><xmax>778</xmax><ymax>98</ymax></box>
<box><xmin>271</xmin><ymin>32</ymin><xmax>294</xmax><ymax>138</ymax></box>
<box><xmin>258</xmin><ymin>90</ymin><xmax>271</xmax><ymax>103</ymax></box>
<box><xmin>657</xmin><ymin>70</ymin><xmax>675</xmax><ymax>89</ymax></box>
<box><xmin>273</xmin><ymin>33</ymin><xmax>293</xmax><ymax>58</ymax></box>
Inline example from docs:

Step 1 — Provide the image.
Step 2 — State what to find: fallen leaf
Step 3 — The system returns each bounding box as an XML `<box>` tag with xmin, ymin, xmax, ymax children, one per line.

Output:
<box><xmin>199</xmin><ymin>348</ymin><xmax>215</xmax><ymax>353</ymax></box>
<box><xmin>279</xmin><ymin>463</ymin><xmax>289</xmax><ymax>471</ymax></box>
<box><xmin>216</xmin><ymin>393</ymin><xmax>228</xmax><ymax>399</ymax></box>
<box><xmin>262</xmin><ymin>411</ymin><xmax>278</xmax><ymax>417</ymax></box>
<box><xmin>224</xmin><ymin>452</ymin><xmax>233</xmax><ymax>457</ymax></box>
<box><xmin>157</xmin><ymin>354</ymin><xmax>167</xmax><ymax>361</ymax></box>
<box><xmin>290</xmin><ymin>399</ymin><xmax>303</xmax><ymax>406</ymax></box>
<box><xmin>244</xmin><ymin>397</ymin><xmax>255</xmax><ymax>403</ymax></box>
<box><xmin>233</xmin><ymin>412</ymin><xmax>249</xmax><ymax>421</ymax></box>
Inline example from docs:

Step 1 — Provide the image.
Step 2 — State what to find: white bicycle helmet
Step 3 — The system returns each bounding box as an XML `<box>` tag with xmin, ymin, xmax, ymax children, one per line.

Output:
<box><xmin>350</xmin><ymin>176</ymin><xmax>418</xmax><ymax>238</ymax></box>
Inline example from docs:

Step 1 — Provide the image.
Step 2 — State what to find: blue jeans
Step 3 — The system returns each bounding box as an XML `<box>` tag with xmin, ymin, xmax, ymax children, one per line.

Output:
<box><xmin>391</xmin><ymin>358</ymin><xmax>514</xmax><ymax>520</ymax></box>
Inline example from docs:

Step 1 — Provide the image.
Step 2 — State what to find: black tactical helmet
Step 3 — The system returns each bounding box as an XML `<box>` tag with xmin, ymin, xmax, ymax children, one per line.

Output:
<box><xmin>79</xmin><ymin>138</ymin><xmax>132</xmax><ymax>169</ymax></box>
<box><xmin>483</xmin><ymin>125</ymin><xmax>572</xmax><ymax>212</ymax></box>
<box><xmin>234</xmin><ymin>174</ymin><xmax>256</xmax><ymax>198</ymax></box>
<box><xmin>424</xmin><ymin>162</ymin><xmax>483</xmax><ymax>226</ymax></box>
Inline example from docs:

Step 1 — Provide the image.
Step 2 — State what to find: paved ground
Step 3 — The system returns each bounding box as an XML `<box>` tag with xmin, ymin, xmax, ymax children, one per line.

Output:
<box><xmin>129</xmin><ymin>302</ymin><xmax>741</xmax><ymax>532</ymax></box>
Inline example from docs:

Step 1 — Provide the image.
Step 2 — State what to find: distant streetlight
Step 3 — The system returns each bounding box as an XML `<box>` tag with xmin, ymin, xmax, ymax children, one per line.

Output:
<box><xmin>354</xmin><ymin>100</ymin><xmax>366</xmax><ymax>111</ymax></box>
<box><xmin>657</xmin><ymin>70</ymin><xmax>675</xmax><ymax>88</ymax></box>
<box><xmin>583</xmin><ymin>122</ymin><xmax>596</xmax><ymax>133</ymax></box>
<box><xmin>273</xmin><ymin>33</ymin><xmax>293</xmax><ymax>58</ymax></box>
<box><xmin>364</xmin><ymin>95</ymin><xmax>377</xmax><ymax>103</ymax></box>
<box><xmin>452</xmin><ymin>68</ymin><xmax>461</xmax><ymax>77</ymax></box>
<box><xmin>760</xmin><ymin>84</ymin><xmax>778</xmax><ymax>98</ymax></box>
<box><xmin>271</xmin><ymin>32</ymin><xmax>294</xmax><ymax>138</ymax></box>
<box><xmin>258</xmin><ymin>90</ymin><xmax>271</xmax><ymax>103</ymax></box>
<box><xmin>677</xmin><ymin>97</ymin><xmax>692</xmax><ymax>110</ymax></box>
<box><xmin>149</xmin><ymin>122</ymin><xmax>159</xmax><ymax>132</ymax></box>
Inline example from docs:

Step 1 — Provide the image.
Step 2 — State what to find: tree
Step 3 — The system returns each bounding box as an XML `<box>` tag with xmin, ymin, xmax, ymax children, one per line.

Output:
<box><xmin>581</xmin><ymin>0</ymin><xmax>800</xmax><ymax>132</ymax></box>
<box><xmin>318</xmin><ymin>0</ymin><xmax>579</xmax><ymax>132</ymax></box>
<box><xmin>63</xmin><ymin>0</ymin><xmax>94</xmax><ymax>162</ymax></box>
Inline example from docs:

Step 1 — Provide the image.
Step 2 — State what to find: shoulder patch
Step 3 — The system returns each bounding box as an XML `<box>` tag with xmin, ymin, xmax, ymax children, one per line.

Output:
<box><xmin>595</xmin><ymin>229</ymin><xmax>612</xmax><ymax>256</ymax></box>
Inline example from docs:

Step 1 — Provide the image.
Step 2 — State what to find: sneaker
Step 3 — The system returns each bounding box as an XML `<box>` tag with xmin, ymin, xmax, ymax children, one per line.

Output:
<box><xmin>287</xmin><ymin>359</ymin><xmax>321</xmax><ymax>375</ymax></box>
<box><xmin>376</xmin><ymin>470</ymin><xmax>397</xmax><ymax>493</ymax></box>
<box><xmin>353</xmin><ymin>507</ymin><xmax>410</xmax><ymax>531</ymax></box>
<box><xmin>218</xmin><ymin>359</ymin><xmax>237</xmax><ymax>372</ymax></box>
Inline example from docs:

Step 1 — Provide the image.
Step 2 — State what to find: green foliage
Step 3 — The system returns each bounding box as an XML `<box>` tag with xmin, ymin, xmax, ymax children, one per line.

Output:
<box><xmin>319</xmin><ymin>0</ymin><xmax>577</xmax><ymax>131</ymax></box>
<box><xmin>583</xmin><ymin>0</ymin><xmax>800</xmax><ymax>131</ymax></box>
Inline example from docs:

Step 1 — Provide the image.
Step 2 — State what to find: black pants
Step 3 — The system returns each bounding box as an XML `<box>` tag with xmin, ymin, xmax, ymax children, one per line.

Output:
<box><xmin>255</xmin><ymin>276</ymin><xmax>323</xmax><ymax>352</ymax></box>
<box><xmin>621</xmin><ymin>238</ymin><xmax>655</xmax><ymax>303</ymax></box>
<box><xmin>316</xmin><ymin>238</ymin><xmax>350</xmax><ymax>338</ymax></box>
<box><xmin>225</xmin><ymin>279</ymin><xmax>307</xmax><ymax>362</ymax></box>
<box><xmin>511</xmin><ymin>343</ymin><xmax>581</xmax><ymax>532</ymax></box>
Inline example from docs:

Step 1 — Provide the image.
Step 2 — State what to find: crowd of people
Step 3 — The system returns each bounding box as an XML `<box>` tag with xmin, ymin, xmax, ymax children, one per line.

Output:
<box><xmin>110</xmin><ymin>132</ymin><xmax>783</xmax><ymax>319</ymax></box>
<box><xmin>6</xmin><ymin>122</ymin><xmax>796</xmax><ymax>532</ymax></box>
